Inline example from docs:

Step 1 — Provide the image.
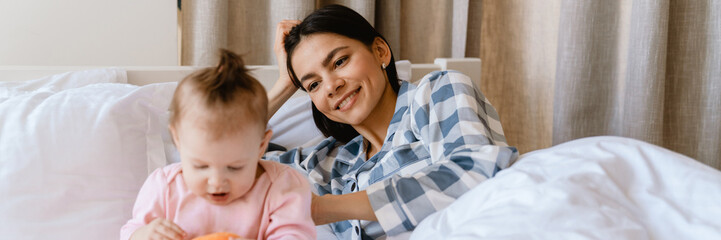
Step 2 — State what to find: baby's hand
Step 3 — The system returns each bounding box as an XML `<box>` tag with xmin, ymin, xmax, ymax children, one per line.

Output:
<box><xmin>131</xmin><ymin>218</ymin><xmax>187</xmax><ymax>240</ymax></box>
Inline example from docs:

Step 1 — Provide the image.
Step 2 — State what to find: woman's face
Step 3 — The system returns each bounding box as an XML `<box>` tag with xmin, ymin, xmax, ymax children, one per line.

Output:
<box><xmin>290</xmin><ymin>33</ymin><xmax>392</xmax><ymax>126</ymax></box>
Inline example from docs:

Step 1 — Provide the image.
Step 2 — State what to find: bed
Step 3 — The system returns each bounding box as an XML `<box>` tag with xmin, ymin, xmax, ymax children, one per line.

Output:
<box><xmin>1</xmin><ymin>59</ymin><xmax>720</xmax><ymax>240</ymax></box>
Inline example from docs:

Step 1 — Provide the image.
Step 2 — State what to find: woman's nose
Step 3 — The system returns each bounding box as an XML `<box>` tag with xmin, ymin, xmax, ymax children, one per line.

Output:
<box><xmin>325</xmin><ymin>77</ymin><xmax>344</xmax><ymax>97</ymax></box>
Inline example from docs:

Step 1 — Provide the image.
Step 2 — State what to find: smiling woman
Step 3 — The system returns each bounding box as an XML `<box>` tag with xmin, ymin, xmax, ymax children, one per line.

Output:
<box><xmin>263</xmin><ymin>4</ymin><xmax>518</xmax><ymax>240</ymax></box>
<box><xmin>280</xmin><ymin>6</ymin><xmax>402</xmax><ymax>144</ymax></box>
<box><xmin>290</xmin><ymin>33</ymin><xmax>398</xmax><ymax>149</ymax></box>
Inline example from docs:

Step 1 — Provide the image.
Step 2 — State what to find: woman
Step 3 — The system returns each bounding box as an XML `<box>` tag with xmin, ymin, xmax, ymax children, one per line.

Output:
<box><xmin>264</xmin><ymin>4</ymin><xmax>518</xmax><ymax>239</ymax></box>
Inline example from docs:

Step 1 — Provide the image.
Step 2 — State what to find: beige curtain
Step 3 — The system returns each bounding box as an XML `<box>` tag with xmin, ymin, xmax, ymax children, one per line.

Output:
<box><xmin>181</xmin><ymin>0</ymin><xmax>480</xmax><ymax>66</ymax></box>
<box><xmin>481</xmin><ymin>0</ymin><xmax>721</xmax><ymax>169</ymax></box>
<box><xmin>181</xmin><ymin>0</ymin><xmax>721</xmax><ymax>169</ymax></box>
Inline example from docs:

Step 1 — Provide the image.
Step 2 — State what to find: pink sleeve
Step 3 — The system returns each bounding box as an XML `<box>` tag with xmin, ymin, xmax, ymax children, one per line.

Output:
<box><xmin>119</xmin><ymin>168</ymin><xmax>169</xmax><ymax>240</ymax></box>
<box><xmin>264</xmin><ymin>168</ymin><xmax>316</xmax><ymax>240</ymax></box>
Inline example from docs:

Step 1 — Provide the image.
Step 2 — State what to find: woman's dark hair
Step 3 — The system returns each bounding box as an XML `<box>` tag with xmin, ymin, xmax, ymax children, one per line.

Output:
<box><xmin>284</xmin><ymin>4</ymin><xmax>401</xmax><ymax>143</ymax></box>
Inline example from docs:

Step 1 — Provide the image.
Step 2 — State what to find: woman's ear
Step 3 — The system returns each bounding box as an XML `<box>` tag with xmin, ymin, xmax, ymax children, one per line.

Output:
<box><xmin>373</xmin><ymin>37</ymin><xmax>392</xmax><ymax>66</ymax></box>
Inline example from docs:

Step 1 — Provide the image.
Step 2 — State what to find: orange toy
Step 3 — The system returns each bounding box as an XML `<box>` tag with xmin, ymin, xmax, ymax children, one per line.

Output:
<box><xmin>192</xmin><ymin>232</ymin><xmax>241</xmax><ymax>240</ymax></box>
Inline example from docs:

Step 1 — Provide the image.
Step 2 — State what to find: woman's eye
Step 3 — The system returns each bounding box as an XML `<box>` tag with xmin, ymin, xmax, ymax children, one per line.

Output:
<box><xmin>307</xmin><ymin>82</ymin><xmax>319</xmax><ymax>91</ymax></box>
<box><xmin>334</xmin><ymin>56</ymin><xmax>348</xmax><ymax>68</ymax></box>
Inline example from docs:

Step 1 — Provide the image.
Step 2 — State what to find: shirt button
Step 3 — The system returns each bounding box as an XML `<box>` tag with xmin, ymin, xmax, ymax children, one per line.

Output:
<box><xmin>351</xmin><ymin>182</ymin><xmax>357</xmax><ymax>191</ymax></box>
<box><xmin>355</xmin><ymin>226</ymin><xmax>360</xmax><ymax>234</ymax></box>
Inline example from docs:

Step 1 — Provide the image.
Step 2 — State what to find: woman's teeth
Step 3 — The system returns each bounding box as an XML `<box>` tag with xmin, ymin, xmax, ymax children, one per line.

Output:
<box><xmin>338</xmin><ymin>91</ymin><xmax>358</xmax><ymax>109</ymax></box>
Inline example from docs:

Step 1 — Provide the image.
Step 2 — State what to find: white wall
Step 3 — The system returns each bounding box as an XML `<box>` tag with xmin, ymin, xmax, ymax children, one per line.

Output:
<box><xmin>0</xmin><ymin>0</ymin><xmax>177</xmax><ymax>66</ymax></box>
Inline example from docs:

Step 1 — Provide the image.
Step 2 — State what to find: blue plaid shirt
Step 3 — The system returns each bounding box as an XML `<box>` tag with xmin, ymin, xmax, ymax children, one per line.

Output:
<box><xmin>264</xmin><ymin>71</ymin><xmax>518</xmax><ymax>239</ymax></box>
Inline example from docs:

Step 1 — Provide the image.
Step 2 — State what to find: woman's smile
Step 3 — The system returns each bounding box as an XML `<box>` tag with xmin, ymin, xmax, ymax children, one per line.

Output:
<box><xmin>336</xmin><ymin>87</ymin><xmax>361</xmax><ymax>111</ymax></box>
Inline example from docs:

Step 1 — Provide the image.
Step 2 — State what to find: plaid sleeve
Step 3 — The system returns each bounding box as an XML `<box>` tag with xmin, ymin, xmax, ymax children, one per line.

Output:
<box><xmin>263</xmin><ymin>138</ymin><xmax>340</xmax><ymax>196</ymax></box>
<box><xmin>366</xmin><ymin>71</ymin><xmax>518</xmax><ymax>235</ymax></box>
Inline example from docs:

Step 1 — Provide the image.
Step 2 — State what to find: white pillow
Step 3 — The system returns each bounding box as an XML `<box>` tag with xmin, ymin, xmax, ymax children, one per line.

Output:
<box><xmin>0</xmin><ymin>68</ymin><xmax>127</xmax><ymax>101</ymax></box>
<box><xmin>0</xmin><ymin>70</ymin><xmax>173</xmax><ymax>239</ymax></box>
<box><xmin>268</xmin><ymin>96</ymin><xmax>325</xmax><ymax>150</ymax></box>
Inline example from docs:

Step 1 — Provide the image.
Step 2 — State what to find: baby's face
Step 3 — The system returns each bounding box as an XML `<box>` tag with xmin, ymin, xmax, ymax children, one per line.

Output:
<box><xmin>173</xmin><ymin>121</ymin><xmax>270</xmax><ymax>205</ymax></box>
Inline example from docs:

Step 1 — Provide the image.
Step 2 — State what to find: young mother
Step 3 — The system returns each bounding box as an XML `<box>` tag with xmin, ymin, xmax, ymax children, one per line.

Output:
<box><xmin>264</xmin><ymin>4</ymin><xmax>518</xmax><ymax>239</ymax></box>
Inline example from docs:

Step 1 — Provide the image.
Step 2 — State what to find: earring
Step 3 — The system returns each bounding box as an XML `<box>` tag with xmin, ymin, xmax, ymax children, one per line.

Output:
<box><xmin>382</xmin><ymin>63</ymin><xmax>387</xmax><ymax>70</ymax></box>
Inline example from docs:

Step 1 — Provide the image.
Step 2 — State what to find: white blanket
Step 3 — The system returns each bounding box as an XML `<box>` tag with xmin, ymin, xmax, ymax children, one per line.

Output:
<box><xmin>410</xmin><ymin>136</ymin><xmax>721</xmax><ymax>240</ymax></box>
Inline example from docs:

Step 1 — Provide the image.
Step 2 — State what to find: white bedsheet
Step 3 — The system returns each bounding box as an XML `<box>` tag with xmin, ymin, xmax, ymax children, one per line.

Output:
<box><xmin>410</xmin><ymin>136</ymin><xmax>721</xmax><ymax>240</ymax></box>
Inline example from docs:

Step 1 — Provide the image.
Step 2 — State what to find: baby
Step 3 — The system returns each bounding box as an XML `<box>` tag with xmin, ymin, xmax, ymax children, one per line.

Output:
<box><xmin>120</xmin><ymin>49</ymin><xmax>316</xmax><ymax>240</ymax></box>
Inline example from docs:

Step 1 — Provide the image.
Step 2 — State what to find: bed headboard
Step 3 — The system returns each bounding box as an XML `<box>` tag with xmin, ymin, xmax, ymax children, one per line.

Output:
<box><xmin>0</xmin><ymin>58</ymin><xmax>481</xmax><ymax>90</ymax></box>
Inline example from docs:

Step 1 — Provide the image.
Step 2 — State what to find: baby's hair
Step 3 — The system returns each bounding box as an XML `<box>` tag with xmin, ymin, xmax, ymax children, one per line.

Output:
<box><xmin>169</xmin><ymin>49</ymin><xmax>268</xmax><ymax>139</ymax></box>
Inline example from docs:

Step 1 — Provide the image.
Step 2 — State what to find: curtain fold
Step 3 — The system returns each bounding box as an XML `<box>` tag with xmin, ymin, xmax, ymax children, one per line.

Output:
<box><xmin>664</xmin><ymin>0</ymin><xmax>721</xmax><ymax>167</ymax></box>
<box><xmin>480</xmin><ymin>0</ymin><xmax>559</xmax><ymax>156</ymax></box>
<box><xmin>375</xmin><ymin>0</ymin><xmax>402</xmax><ymax>56</ymax></box>
<box><xmin>181</xmin><ymin>0</ymin><xmax>227</xmax><ymax>66</ymax></box>
<box><xmin>620</xmin><ymin>0</ymin><xmax>668</xmax><ymax>145</ymax></box>
<box><xmin>181</xmin><ymin>0</ymin><xmax>474</xmax><ymax>65</ymax></box>
<box><xmin>554</xmin><ymin>0</ymin><xmax>624</xmax><ymax>144</ymax></box>
<box><xmin>399</xmin><ymin>0</ymin><xmax>452</xmax><ymax>62</ymax></box>
<box><xmin>482</xmin><ymin>0</ymin><xmax>720</xmax><ymax>169</ymax></box>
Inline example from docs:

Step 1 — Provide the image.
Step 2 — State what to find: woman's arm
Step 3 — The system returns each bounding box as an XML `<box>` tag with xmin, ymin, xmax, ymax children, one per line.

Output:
<box><xmin>267</xmin><ymin>20</ymin><xmax>301</xmax><ymax>118</ymax></box>
<box><xmin>364</xmin><ymin>71</ymin><xmax>519</xmax><ymax>236</ymax></box>
<box><xmin>264</xmin><ymin>138</ymin><xmax>376</xmax><ymax>225</ymax></box>
<box><xmin>263</xmin><ymin>138</ymin><xmax>339</xmax><ymax>196</ymax></box>
<box><xmin>312</xmin><ymin>191</ymin><xmax>377</xmax><ymax>225</ymax></box>
<box><xmin>267</xmin><ymin>79</ymin><xmax>297</xmax><ymax>118</ymax></box>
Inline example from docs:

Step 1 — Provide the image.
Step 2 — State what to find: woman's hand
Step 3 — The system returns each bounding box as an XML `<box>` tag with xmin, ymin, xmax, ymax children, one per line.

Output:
<box><xmin>311</xmin><ymin>191</ymin><xmax>378</xmax><ymax>225</ymax></box>
<box><xmin>268</xmin><ymin>20</ymin><xmax>302</xmax><ymax>118</ymax></box>
<box><xmin>130</xmin><ymin>218</ymin><xmax>186</xmax><ymax>240</ymax></box>
<box><xmin>273</xmin><ymin>20</ymin><xmax>301</xmax><ymax>85</ymax></box>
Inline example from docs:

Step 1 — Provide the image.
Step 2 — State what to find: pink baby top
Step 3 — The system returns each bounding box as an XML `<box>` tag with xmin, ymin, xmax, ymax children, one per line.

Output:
<box><xmin>120</xmin><ymin>160</ymin><xmax>316</xmax><ymax>240</ymax></box>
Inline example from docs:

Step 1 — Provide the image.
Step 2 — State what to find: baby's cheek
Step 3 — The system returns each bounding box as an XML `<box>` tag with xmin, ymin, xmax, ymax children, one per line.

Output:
<box><xmin>184</xmin><ymin>174</ymin><xmax>205</xmax><ymax>194</ymax></box>
<box><xmin>234</xmin><ymin>175</ymin><xmax>255</xmax><ymax>196</ymax></box>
